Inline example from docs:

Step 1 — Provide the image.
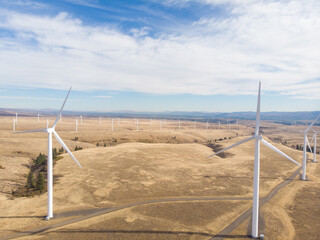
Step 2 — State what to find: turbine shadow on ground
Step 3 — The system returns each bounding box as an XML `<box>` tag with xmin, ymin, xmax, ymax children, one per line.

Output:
<box><xmin>0</xmin><ymin>216</ymin><xmax>43</xmax><ymax>219</ymax></box>
<box><xmin>33</xmin><ymin>229</ymin><xmax>250</xmax><ymax>239</ymax></box>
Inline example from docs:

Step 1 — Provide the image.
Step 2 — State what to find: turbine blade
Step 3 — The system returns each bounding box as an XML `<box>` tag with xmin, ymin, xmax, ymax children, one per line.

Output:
<box><xmin>261</xmin><ymin>139</ymin><xmax>301</xmax><ymax>166</ymax></box>
<box><xmin>13</xmin><ymin>129</ymin><xmax>47</xmax><ymax>134</ymax></box>
<box><xmin>305</xmin><ymin>113</ymin><xmax>320</xmax><ymax>132</ymax></box>
<box><xmin>53</xmin><ymin>131</ymin><xmax>82</xmax><ymax>168</ymax></box>
<box><xmin>52</xmin><ymin>87</ymin><xmax>72</xmax><ymax>128</ymax></box>
<box><xmin>207</xmin><ymin>136</ymin><xmax>254</xmax><ymax>158</ymax></box>
<box><xmin>254</xmin><ymin>81</ymin><xmax>261</xmax><ymax>135</ymax></box>
<box><xmin>306</xmin><ymin>137</ymin><xmax>313</xmax><ymax>154</ymax></box>
<box><xmin>310</xmin><ymin>134</ymin><xmax>315</xmax><ymax>144</ymax></box>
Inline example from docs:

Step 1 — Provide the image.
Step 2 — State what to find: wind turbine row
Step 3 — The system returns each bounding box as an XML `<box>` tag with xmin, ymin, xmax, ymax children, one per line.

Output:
<box><xmin>13</xmin><ymin>87</ymin><xmax>82</xmax><ymax>220</ymax></box>
<box><xmin>208</xmin><ymin>82</ymin><xmax>301</xmax><ymax>238</ymax></box>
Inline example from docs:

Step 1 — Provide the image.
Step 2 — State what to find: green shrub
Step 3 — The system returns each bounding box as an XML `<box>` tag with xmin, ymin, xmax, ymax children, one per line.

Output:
<box><xmin>36</xmin><ymin>173</ymin><xmax>45</xmax><ymax>193</ymax></box>
<box><xmin>26</xmin><ymin>171</ymin><xmax>36</xmax><ymax>188</ymax></box>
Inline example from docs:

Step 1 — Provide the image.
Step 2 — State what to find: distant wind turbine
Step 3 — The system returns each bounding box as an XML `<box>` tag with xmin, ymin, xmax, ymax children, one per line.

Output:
<box><xmin>16</xmin><ymin>113</ymin><xmax>18</xmax><ymax>123</ymax></box>
<box><xmin>46</xmin><ymin>119</ymin><xmax>49</xmax><ymax>128</ymax></box>
<box><xmin>38</xmin><ymin>113</ymin><xmax>40</xmax><ymax>123</ymax></box>
<box><xmin>13</xmin><ymin>87</ymin><xmax>82</xmax><ymax>220</ymax></box>
<box><xmin>13</xmin><ymin>118</ymin><xmax>15</xmax><ymax>132</ymax></box>
<box><xmin>75</xmin><ymin>119</ymin><xmax>78</xmax><ymax>132</ymax></box>
<box><xmin>208</xmin><ymin>82</ymin><xmax>300</xmax><ymax>238</ymax></box>
<box><xmin>298</xmin><ymin>115</ymin><xmax>320</xmax><ymax>180</ymax></box>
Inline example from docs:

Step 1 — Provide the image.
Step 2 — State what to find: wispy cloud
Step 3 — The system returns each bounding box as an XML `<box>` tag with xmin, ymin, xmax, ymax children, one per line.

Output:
<box><xmin>94</xmin><ymin>95</ymin><xmax>113</xmax><ymax>99</ymax></box>
<box><xmin>0</xmin><ymin>0</ymin><xmax>319</xmax><ymax>100</ymax></box>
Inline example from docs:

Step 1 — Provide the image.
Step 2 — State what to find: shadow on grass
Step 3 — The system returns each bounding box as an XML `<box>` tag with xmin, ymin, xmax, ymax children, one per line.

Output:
<box><xmin>33</xmin><ymin>229</ymin><xmax>250</xmax><ymax>239</ymax></box>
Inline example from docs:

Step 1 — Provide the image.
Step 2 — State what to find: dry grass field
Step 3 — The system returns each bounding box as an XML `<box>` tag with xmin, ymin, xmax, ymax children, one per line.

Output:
<box><xmin>0</xmin><ymin>116</ymin><xmax>319</xmax><ymax>240</ymax></box>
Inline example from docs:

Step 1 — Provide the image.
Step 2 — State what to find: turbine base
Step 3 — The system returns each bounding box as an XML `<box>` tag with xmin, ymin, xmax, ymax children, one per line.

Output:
<box><xmin>299</xmin><ymin>174</ymin><xmax>309</xmax><ymax>181</ymax></box>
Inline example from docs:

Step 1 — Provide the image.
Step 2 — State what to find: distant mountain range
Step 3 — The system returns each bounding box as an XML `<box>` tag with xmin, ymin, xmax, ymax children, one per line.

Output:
<box><xmin>1</xmin><ymin>108</ymin><xmax>319</xmax><ymax>126</ymax></box>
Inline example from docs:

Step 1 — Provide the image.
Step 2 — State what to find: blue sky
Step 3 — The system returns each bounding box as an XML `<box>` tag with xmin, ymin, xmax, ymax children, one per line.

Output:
<box><xmin>0</xmin><ymin>0</ymin><xmax>319</xmax><ymax>112</ymax></box>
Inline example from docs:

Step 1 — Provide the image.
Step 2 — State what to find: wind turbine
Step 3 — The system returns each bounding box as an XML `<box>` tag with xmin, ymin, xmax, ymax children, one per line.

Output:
<box><xmin>13</xmin><ymin>118</ymin><xmax>16</xmax><ymax>132</ymax></box>
<box><xmin>310</xmin><ymin>131</ymin><xmax>320</xmax><ymax>163</ymax></box>
<box><xmin>46</xmin><ymin>119</ymin><xmax>49</xmax><ymax>128</ymax></box>
<box><xmin>75</xmin><ymin>119</ymin><xmax>78</xmax><ymax>132</ymax></box>
<box><xmin>80</xmin><ymin>115</ymin><xmax>82</xmax><ymax>125</ymax></box>
<box><xmin>16</xmin><ymin>113</ymin><xmax>18</xmax><ymax>123</ymax></box>
<box><xmin>207</xmin><ymin>82</ymin><xmax>300</xmax><ymax>238</ymax></box>
<box><xmin>38</xmin><ymin>113</ymin><xmax>40</xmax><ymax>123</ymax></box>
<box><xmin>13</xmin><ymin>87</ymin><xmax>81</xmax><ymax>220</ymax></box>
<box><xmin>299</xmin><ymin>115</ymin><xmax>320</xmax><ymax>180</ymax></box>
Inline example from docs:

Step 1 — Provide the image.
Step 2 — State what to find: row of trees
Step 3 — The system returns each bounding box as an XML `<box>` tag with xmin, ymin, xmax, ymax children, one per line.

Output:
<box><xmin>26</xmin><ymin>172</ymin><xmax>45</xmax><ymax>192</ymax></box>
<box><xmin>12</xmin><ymin>148</ymin><xmax>63</xmax><ymax>197</ymax></box>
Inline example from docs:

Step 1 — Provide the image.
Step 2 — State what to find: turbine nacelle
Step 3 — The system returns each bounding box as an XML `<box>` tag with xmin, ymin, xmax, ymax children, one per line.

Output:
<box><xmin>254</xmin><ymin>134</ymin><xmax>262</xmax><ymax>141</ymax></box>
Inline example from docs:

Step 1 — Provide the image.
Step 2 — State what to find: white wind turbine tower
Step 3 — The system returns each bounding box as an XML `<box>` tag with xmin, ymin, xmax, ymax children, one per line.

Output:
<box><xmin>206</xmin><ymin>121</ymin><xmax>209</xmax><ymax>130</ymax></box>
<box><xmin>311</xmin><ymin>130</ymin><xmax>320</xmax><ymax>163</ymax></box>
<box><xmin>299</xmin><ymin>115</ymin><xmax>320</xmax><ymax>180</ymax></box>
<box><xmin>75</xmin><ymin>119</ymin><xmax>78</xmax><ymax>132</ymax></box>
<box><xmin>46</xmin><ymin>119</ymin><xmax>49</xmax><ymax>128</ymax></box>
<box><xmin>16</xmin><ymin>113</ymin><xmax>18</xmax><ymax>123</ymax></box>
<box><xmin>13</xmin><ymin>118</ymin><xmax>16</xmax><ymax>132</ymax></box>
<box><xmin>208</xmin><ymin>82</ymin><xmax>300</xmax><ymax>238</ymax></box>
<box><xmin>13</xmin><ymin>87</ymin><xmax>82</xmax><ymax>220</ymax></box>
<box><xmin>111</xmin><ymin>119</ymin><xmax>114</xmax><ymax>132</ymax></box>
<box><xmin>80</xmin><ymin>115</ymin><xmax>82</xmax><ymax>125</ymax></box>
<box><xmin>38</xmin><ymin>113</ymin><xmax>40</xmax><ymax>123</ymax></box>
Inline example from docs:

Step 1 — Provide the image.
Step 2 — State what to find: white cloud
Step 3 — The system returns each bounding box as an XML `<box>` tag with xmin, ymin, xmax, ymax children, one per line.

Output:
<box><xmin>94</xmin><ymin>95</ymin><xmax>113</xmax><ymax>98</ymax></box>
<box><xmin>0</xmin><ymin>0</ymin><xmax>320</xmax><ymax>99</ymax></box>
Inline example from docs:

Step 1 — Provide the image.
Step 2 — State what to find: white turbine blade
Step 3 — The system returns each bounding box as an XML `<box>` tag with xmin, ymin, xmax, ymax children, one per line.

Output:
<box><xmin>305</xmin><ymin>113</ymin><xmax>320</xmax><ymax>132</ymax></box>
<box><xmin>53</xmin><ymin>131</ymin><xmax>82</xmax><ymax>168</ymax></box>
<box><xmin>306</xmin><ymin>137</ymin><xmax>313</xmax><ymax>154</ymax></box>
<box><xmin>261</xmin><ymin>139</ymin><xmax>301</xmax><ymax>166</ymax></box>
<box><xmin>207</xmin><ymin>136</ymin><xmax>254</xmax><ymax>158</ymax></box>
<box><xmin>52</xmin><ymin>87</ymin><xmax>72</xmax><ymax>128</ymax></box>
<box><xmin>13</xmin><ymin>129</ymin><xmax>47</xmax><ymax>134</ymax></box>
<box><xmin>254</xmin><ymin>81</ymin><xmax>261</xmax><ymax>135</ymax></box>
<box><xmin>311</xmin><ymin>134</ymin><xmax>315</xmax><ymax>143</ymax></box>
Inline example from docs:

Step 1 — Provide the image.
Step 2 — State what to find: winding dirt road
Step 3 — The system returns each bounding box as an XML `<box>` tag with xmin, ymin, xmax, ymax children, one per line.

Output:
<box><xmin>0</xmin><ymin>167</ymin><xmax>301</xmax><ymax>240</ymax></box>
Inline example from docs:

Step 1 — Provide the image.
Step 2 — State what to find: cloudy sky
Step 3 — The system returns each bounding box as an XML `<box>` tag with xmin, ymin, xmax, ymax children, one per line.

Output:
<box><xmin>0</xmin><ymin>0</ymin><xmax>319</xmax><ymax>112</ymax></box>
